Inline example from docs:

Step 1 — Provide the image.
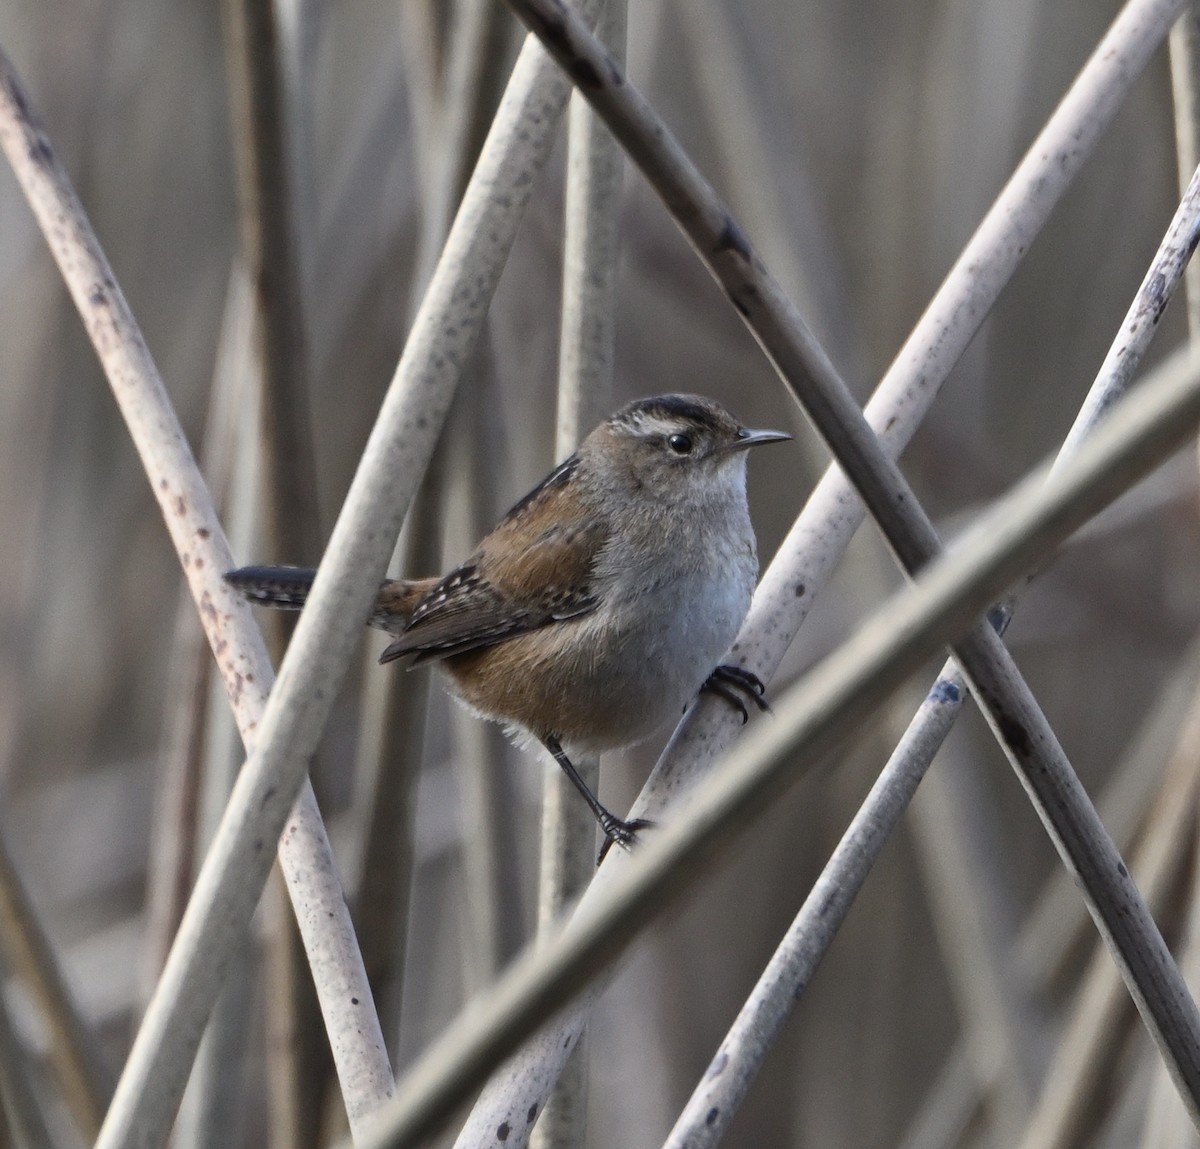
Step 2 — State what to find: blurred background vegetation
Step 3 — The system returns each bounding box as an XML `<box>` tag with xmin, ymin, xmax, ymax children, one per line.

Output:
<box><xmin>1</xmin><ymin>1</ymin><xmax>1198</xmax><ymax>1146</ymax></box>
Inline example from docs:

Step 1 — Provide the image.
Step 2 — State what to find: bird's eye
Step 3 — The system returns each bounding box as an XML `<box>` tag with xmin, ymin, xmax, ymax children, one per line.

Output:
<box><xmin>667</xmin><ymin>432</ymin><xmax>694</xmax><ymax>455</ymax></box>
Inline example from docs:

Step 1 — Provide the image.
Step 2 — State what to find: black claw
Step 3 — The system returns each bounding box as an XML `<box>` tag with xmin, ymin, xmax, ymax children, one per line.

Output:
<box><xmin>597</xmin><ymin>817</ymin><xmax>656</xmax><ymax>865</ymax></box>
<box><xmin>701</xmin><ymin>665</ymin><xmax>770</xmax><ymax>723</ymax></box>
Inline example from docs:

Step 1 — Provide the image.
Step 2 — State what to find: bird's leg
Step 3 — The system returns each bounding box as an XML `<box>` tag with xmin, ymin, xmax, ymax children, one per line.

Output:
<box><xmin>541</xmin><ymin>736</ymin><xmax>654</xmax><ymax>863</ymax></box>
<box><xmin>701</xmin><ymin>664</ymin><xmax>770</xmax><ymax>724</ymax></box>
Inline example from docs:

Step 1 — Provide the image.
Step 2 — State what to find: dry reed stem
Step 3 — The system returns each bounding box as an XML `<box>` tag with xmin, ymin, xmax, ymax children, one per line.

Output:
<box><xmin>1172</xmin><ymin>9</ymin><xmax>1200</xmax><ymax>340</ymax></box>
<box><xmin>444</xmin><ymin>377</ymin><xmax>527</xmax><ymax>990</ymax></box>
<box><xmin>1137</xmin><ymin>21</ymin><xmax>1200</xmax><ymax>1144</ymax></box>
<box><xmin>175</xmin><ymin>347</ymin><xmax>265</xmax><ymax>1149</ymax></box>
<box><xmin>0</xmin><ymin>833</ymin><xmax>111</xmax><ymax>1140</ymax></box>
<box><xmin>908</xmin><ymin>749</ymin><xmax>1045</xmax><ymax>1137</ymax></box>
<box><xmin>349</xmin><ymin>488</ymin><xmax>436</xmax><ymax>1053</ymax></box>
<box><xmin>681</xmin><ymin>0</ymin><xmax>864</xmax><ymax>379</ymax></box>
<box><xmin>1015</xmin><ymin>699</ymin><xmax>1200</xmax><ymax>1149</ymax></box>
<box><xmin>344</xmin><ymin>0</ymin><xmax>500</xmax><ymax>1060</ymax></box>
<box><xmin>896</xmin><ymin>630</ymin><xmax>1200</xmax><ymax>1145</ymax></box>
<box><xmin>532</xmin><ymin>3</ymin><xmax>626</xmax><ymax>1146</ymax></box>
<box><xmin>223</xmin><ymin>0</ymin><xmax>321</xmax><ymax>566</ymax></box>
<box><xmin>223</xmin><ymin>3</ymin><xmax>349</xmax><ymax>1140</ymax></box>
<box><xmin>0</xmin><ymin>954</ymin><xmax>55</xmax><ymax>1149</ymax></box>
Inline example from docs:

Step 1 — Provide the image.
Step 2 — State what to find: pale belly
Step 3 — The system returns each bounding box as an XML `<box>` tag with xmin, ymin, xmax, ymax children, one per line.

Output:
<box><xmin>441</xmin><ymin>549</ymin><xmax>757</xmax><ymax>753</ymax></box>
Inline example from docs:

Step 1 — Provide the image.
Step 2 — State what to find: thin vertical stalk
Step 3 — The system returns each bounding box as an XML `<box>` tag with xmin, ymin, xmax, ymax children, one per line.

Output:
<box><xmin>348</xmin><ymin>0</ymin><xmax>517</xmax><ymax>1057</ymax></box>
<box><xmin>221</xmin><ymin>4</ymin><xmax>325</xmax><ymax>1136</ymax></box>
<box><xmin>175</xmin><ymin>384</ymin><xmax>264</xmax><ymax>1149</ymax></box>
<box><xmin>141</xmin><ymin>613</ymin><xmax>208</xmax><ymax>997</ymax></box>
<box><xmin>681</xmin><ymin>0</ymin><xmax>863</xmax><ymax>379</ymax></box>
<box><xmin>1138</xmin><ymin>785</ymin><xmax>1200</xmax><ymax>1149</ymax></box>
<box><xmin>1144</xmin><ymin>974</ymin><xmax>1200</xmax><ymax>1148</ymax></box>
<box><xmin>349</xmin><ymin>504</ymin><xmax>436</xmax><ymax>1056</ymax></box>
<box><xmin>0</xmin><ymin>1082</ymin><xmax>12</xmax><ymax>1149</ymax></box>
<box><xmin>401</xmin><ymin>12</ymin><xmax>533</xmax><ymax>1001</ymax></box>
<box><xmin>446</xmin><ymin>367</ymin><xmax>525</xmax><ymax>993</ymax></box>
<box><xmin>1173</xmin><ymin>7</ymin><xmax>1200</xmax><ymax>339</ymax></box>
<box><xmin>398</xmin><ymin>0</ymin><xmax>448</xmax><ymax>207</ymax></box>
<box><xmin>222</xmin><ymin>0</ymin><xmax>320</xmax><ymax>565</ymax></box>
<box><xmin>142</xmin><ymin>266</ymin><xmax>255</xmax><ymax>998</ymax></box>
<box><xmin>0</xmin><ymin>952</ymin><xmax>54</xmax><ymax>1149</ymax></box>
<box><xmin>533</xmin><ymin>3</ymin><xmax>625</xmax><ymax>1146</ymax></box>
<box><xmin>0</xmin><ymin>832</ymin><xmax>110</xmax><ymax>1140</ymax></box>
<box><xmin>414</xmin><ymin>0</ymin><xmax>518</xmax><ymax>283</ymax></box>
<box><xmin>1169</xmin><ymin>65</ymin><xmax>1200</xmax><ymax>1149</ymax></box>
<box><xmin>894</xmin><ymin>1053</ymin><xmax>982</xmax><ymax>1149</ymax></box>
<box><xmin>552</xmin><ymin>0</ymin><xmax>625</xmax><ymax>454</ymax></box>
<box><xmin>174</xmin><ymin>936</ymin><xmax>258</xmax><ymax>1149</ymax></box>
<box><xmin>176</xmin><ymin>666</ymin><xmax>262</xmax><ymax>1149</ymax></box>
<box><xmin>908</xmin><ymin>749</ymin><xmax>1045</xmax><ymax>1141</ymax></box>
<box><xmin>1142</xmin><ymin>27</ymin><xmax>1200</xmax><ymax>1144</ymax></box>
<box><xmin>1015</xmin><ymin>737</ymin><xmax>1200</xmax><ymax>1149</ymax></box>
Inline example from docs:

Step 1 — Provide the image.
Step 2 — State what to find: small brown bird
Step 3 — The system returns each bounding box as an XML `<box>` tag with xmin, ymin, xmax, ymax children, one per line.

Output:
<box><xmin>226</xmin><ymin>394</ymin><xmax>789</xmax><ymax>853</ymax></box>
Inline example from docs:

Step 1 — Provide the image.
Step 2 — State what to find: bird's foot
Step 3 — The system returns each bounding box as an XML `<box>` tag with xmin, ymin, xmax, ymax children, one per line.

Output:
<box><xmin>701</xmin><ymin>664</ymin><xmax>770</xmax><ymax>724</ymax></box>
<box><xmin>597</xmin><ymin>815</ymin><xmax>656</xmax><ymax>865</ymax></box>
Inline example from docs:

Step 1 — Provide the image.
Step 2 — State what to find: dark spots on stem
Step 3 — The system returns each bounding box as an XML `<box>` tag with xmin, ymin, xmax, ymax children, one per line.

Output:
<box><xmin>28</xmin><ymin>129</ymin><xmax>53</xmax><ymax>169</ymax></box>
<box><xmin>994</xmin><ymin>710</ymin><xmax>1032</xmax><ymax>757</ymax></box>
<box><xmin>1145</xmin><ymin>271</ymin><xmax>1168</xmax><ymax>324</ymax></box>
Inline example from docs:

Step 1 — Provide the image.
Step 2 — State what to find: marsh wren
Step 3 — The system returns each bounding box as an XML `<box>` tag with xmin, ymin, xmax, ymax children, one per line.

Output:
<box><xmin>226</xmin><ymin>394</ymin><xmax>790</xmax><ymax>853</ymax></box>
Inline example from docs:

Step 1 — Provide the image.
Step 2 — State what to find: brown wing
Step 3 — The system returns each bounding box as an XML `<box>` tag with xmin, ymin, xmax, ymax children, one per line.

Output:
<box><xmin>379</xmin><ymin>455</ymin><xmax>607</xmax><ymax>665</ymax></box>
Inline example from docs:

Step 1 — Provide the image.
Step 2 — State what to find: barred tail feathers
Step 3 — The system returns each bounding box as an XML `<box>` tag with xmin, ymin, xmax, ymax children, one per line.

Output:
<box><xmin>224</xmin><ymin>565</ymin><xmax>424</xmax><ymax>637</ymax></box>
<box><xmin>224</xmin><ymin>565</ymin><xmax>316</xmax><ymax>611</ymax></box>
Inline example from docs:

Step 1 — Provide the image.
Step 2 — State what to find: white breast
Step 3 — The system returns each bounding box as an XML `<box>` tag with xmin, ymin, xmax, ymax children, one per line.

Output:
<box><xmin>568</xmin><ymin>487</ymin><xmax>759</xmax><ymax>752</ymax></box>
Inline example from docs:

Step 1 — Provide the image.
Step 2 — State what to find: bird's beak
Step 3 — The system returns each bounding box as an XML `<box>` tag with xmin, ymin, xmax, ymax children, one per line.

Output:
<box><xmin>730</xmin><ymin>426</ymin><xmax>792</xmax><ymax>451</ymax></box>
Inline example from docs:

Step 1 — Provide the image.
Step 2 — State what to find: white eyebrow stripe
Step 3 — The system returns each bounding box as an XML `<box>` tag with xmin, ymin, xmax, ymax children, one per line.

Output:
<box><xmin>624</xmin><ymin>412</ymin><xmax>683</xmax><ymax>438</ymax></box>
